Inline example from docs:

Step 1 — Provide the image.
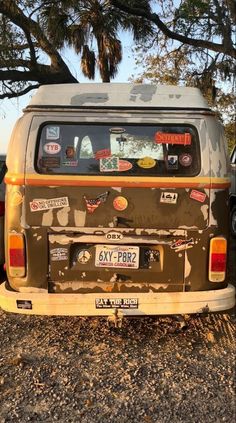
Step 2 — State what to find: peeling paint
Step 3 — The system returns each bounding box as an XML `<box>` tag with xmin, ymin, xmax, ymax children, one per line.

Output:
<box><xmin>201</xmin><ymin>204</ymin><xmax>209</xmax><ymax>221</ymax></box>
<box><xmin>74</xmin><ymin>209</ymin><xmax>86</xmax><ymax>227</ymax></box>
<box><xmin>185</xmin><ymin>252</ymin><xmax>192</xmax><ymax>278</ymax></box>
<box><xmin>42</xmin><ymin>209</ymin><xmax>53</xmax><ymax>226</ymax></box>
<box><xmin>57</xmin><ymin>206</ymin><xmax>70</xmax><ymax>226</ymax></box>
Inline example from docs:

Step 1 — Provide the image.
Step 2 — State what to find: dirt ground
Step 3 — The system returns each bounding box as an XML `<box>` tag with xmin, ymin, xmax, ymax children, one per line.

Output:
<box><xmin>0</xmin><ymin>238</ymin><xmax>235</xmax><ymax>423</ymax></box>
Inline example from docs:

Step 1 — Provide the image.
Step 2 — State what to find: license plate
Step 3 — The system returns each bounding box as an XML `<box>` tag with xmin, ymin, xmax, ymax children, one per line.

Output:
<box><xmin>95</xmin><ymin>245</ymin><xmax>139</xmax><ymax>269</ymax></box>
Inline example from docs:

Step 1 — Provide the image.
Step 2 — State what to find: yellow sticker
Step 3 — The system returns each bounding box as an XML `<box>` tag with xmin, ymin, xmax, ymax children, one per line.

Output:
<box><xmin>137</xmin><ymin>157</ymin><xmax>156</xmax><ymax>169</ymax></box>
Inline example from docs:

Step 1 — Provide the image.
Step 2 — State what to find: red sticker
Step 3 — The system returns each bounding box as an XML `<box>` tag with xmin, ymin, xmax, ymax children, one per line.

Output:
<box><xmin>119</xmin><ymin>160</ymin><xmax>133</xmax><ymax>171</ymax></box>
<box><xmin>95</xmin><ymin>149</ymin><xmax>111</xmax><ymax>160</ymax></box>
<box><xmin>190</xmin><ymin>190</ymin><xmax>206</xmax><ymax>203</ymax></box>
<box><xmin>155</xmin><ymin>132</ymin><xmax>191</xmax><ymax>145</ymax></box>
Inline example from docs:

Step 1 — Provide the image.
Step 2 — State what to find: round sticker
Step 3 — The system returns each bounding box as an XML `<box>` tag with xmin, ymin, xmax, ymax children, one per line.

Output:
<box><xmin>119</xmin><ymin>160</ymin><xmax>133</xmax><ymax>171</ymax></box>
<box><xmin>113</xmin><ymin>196</ymin><xmax>128</xmax><ymax>211</ymax></box>
<box><xmin>179</xmin><ymin>153</ymin><xmax>192</xmax><ymax>167</ymax></box>
<box><xmin>43</xmin><ymin>142</ymin><xmax>61</xmax><ymax>155</ymax></box>
<box><xmin>137</xmin><ymin>157</ymin><xmax>156</xmax><ymax>169</ymax></box>
<box><xmin>77</xmin><ymin>250</ymin><xmax>91</xmax><ymax>264</ymax></box>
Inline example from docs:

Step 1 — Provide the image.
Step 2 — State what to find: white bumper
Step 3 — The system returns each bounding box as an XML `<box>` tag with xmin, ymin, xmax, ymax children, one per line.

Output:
<box><xmin>0</xmin><ymin>282</ymin><xmax>235</xmax><ymax>316</ymax></box>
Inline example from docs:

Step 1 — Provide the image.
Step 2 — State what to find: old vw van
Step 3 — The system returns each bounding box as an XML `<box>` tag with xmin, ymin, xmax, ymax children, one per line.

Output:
<box><xmin>0</xmin><ymin>84</ymin><xmax>235</xmax><ymax>318</ymax></box>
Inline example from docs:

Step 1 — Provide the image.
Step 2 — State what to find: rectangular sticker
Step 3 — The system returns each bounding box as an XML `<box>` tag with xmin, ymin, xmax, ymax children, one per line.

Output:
<box><xmin>100</xmin><ymin>156</ymin><xmax>119</xmax><ymax>172</ymax></box>
<box><xmin>166</xmin><ymin>155</ymin><xmax>178</xmax><ymax>170</ymax></box>
<box><xmin>46</xmin><ymin>126</ymin><xmax>60</xmax><ymax>140</ymax></box>
<box><xmin>95</xmin><ymin>298</ymin><xmax>138</xmax><ymax>309</ymax></box>
<box><xmin>17</xmin><ymin>300</ymin><xmax>32</xmax><ymax>310</ymax></box>
<box><xmin>160</xmin><ymin>192</ymin><xmax>178</xmax><ymax>204</ymax></box>
<box><xmin>30</xmin><ymin>197</ymin><xmax>69</xmax><ymax>212</ymax></box>
<box><xmin>41</xmin><ymin>156</ymin><xmax>61</xmax><ymax>168</ymax></box>
<box><xmin>50</xmin><ymin>248</ymin><xmax>68</xmax><ymax>261</ymax></box>
<box><xmin>155</xmin><ymin>132</ymin><xmax>191</xmax><ymax>145</ymax></box>
<box><xmin>190</xmin><ymin>190</ymin><xmax>206</xmax><ymax>203</ymax></box>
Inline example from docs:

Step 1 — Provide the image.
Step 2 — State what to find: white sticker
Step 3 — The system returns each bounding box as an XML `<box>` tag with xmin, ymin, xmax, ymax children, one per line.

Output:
<box><xmin>30</xmin><ymin>197</ymin><xmax>69</xmax><ymax>212</ymax></box>
<box><xmin>44</xmin><ymin>142</ymin><xmax>61</xmax><ymax>155</ymax></box>
<box><xmin>46</xmin><ymin>126</ymin><xmax>60</xmax><ymax>140</ymax></box>
<box><xmin>160</xmin><ymin>192</ymin><xmax>178</xmax><ymax>204</ymax></box>
<box><xmin>50</xmin><ymin>248</ymin><xmax>68</xmax><ymax>261</ymax></box>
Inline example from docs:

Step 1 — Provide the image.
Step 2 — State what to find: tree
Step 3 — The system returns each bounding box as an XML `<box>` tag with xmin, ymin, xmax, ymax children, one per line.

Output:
<box><xmin>110</xmin><ymin>1</ymin><xmax>235</xmax><ymax>92</ymax></box>
<box><xmin>0</xmin><ymin>0</ymin><xmax>152</xmax><ymax>99</ymax></box>
<box><xmin>110</xmin><ymin>0</ymin><xmax>235</xmax><ymax>150</ymax></box>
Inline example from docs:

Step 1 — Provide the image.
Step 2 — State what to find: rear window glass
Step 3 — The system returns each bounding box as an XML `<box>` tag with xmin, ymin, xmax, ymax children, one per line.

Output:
<box><xmin>36</xmin><ymin>124</ymin><xmax>200</xmax><ymax>176</ymax></box>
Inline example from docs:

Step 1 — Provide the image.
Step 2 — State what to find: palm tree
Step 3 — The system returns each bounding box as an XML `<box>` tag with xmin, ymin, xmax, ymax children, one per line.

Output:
<box><xmin>40</xmin><ymin>0</ymin><xmax>153</xmax><ymax>82</ymax></box>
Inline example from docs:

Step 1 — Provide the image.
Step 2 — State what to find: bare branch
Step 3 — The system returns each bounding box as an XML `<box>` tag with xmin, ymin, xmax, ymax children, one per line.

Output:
<box><xmin>110</xmin><ymin>0</ymin><xmax>236</xmax><ymax>58</ymax></box>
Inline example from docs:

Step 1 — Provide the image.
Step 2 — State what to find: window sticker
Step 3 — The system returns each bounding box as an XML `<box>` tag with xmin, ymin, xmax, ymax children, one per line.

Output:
<box><xmin>62</xmin><ymin>146</ymin><xmax>78</xmax><ymax>166</ymax></box>
<box><xmin>167</xmin><ymin>155</ymin><xmax>178</xmax><ymax>170</ymax></box>
<box><xmin>190</xmin><ymin>190</ymin><xmax>206</xmax><ymax>203</ymax></box>
<box><xmin>65</xmin><ymin>146</ymin><xmax>76</xmax><ymax>159</ymax></box>
<box><xmin>109</xmin><ymin>127</ymin><xmax>126</xmax><ymax>134</ymax></box>
<box><xmin>155</xmin><ymin>132</ymin><xmax>191</xmax><ymax>145</ymax></box>
<box><xmin>46</xmin><ymin>126</ymin><xmax>60</xmax><ymax>140</ymax></box>
<box><xmin>43</xmin><ymin>142</ymin><xmax>61</xmax><ymax>155</ymax></box>
<box><xmin>30</xmin><ymin>197</ymin><xmax>69</xmax><ymax>212</ymax></box>
<box><xmin>100</xmin><ymin>156</ymin><xmax>119</xmax><ymax>172</ymax></box>
<box><xmin>179</xmin><ymin>153</ymin><xmax>193</xmax><ymax>167</ymax></box>
<box><xmin>160</xmin><ymin>192</ymin><xmax>178</xmax><ymax>204</ymax></box>
<box><xmin>137</xmin><ymin>157</ymin><xmax>156</xmax><ymax>169</ymax></box>
<box><xmin>95</xmin><ymin>149</ymin><xmax>111</xmax><ymax>160</ymax></box>
<box><xmin>118</xmin><ymin>160</ymin><xmax>133</xmax><ymax>171</ymax></box>
<box><xmin>41</xmin><ymin>157</ymin><xmax>61</xmax><ymax>168</ymax></box>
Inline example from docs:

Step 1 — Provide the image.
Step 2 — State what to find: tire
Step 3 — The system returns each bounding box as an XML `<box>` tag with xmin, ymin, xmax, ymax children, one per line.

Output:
<box><xmin>230</xmin><ymin>205</ymin><xmax>236</xmax><ymax>238</ymax></box>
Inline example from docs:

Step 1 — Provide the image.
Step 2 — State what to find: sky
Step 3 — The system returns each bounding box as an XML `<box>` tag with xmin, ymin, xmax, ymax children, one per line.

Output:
<box><xmin>0</xmin><ymin>35</ymin><xmax>137</xmax><ymax>155</ymax></box>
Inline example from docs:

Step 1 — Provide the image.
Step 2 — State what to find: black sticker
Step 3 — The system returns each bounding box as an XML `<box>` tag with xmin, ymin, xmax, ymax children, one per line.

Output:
<box><xmin>17</xmin><ymin>300</ymin><xmax>32</xmax><ymax>310</ymax></box>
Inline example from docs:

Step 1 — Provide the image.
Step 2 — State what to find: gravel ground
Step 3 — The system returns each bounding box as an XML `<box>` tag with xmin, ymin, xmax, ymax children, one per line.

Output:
<box><xmin>0</xmin><ymin>238</ymin><xmax>235</xmax><ymax>423</ymax></box>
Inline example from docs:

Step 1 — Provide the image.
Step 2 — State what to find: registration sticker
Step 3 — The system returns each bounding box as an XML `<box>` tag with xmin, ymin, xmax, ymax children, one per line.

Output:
<box><xmin>95</xmin><ymin>298</ymin><xmax>138</xmax><ymax>309</ymax></box>
<box><xmin>95</xmin><ymin>245</ymin><xmax>139</xmax><ymax>268</ymax></box>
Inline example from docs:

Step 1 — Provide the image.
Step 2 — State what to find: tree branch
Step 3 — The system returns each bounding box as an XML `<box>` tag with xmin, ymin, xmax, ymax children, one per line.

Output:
<box><xmin>0</xmin><ymin>0</ymin><xmax>77</xmax><ymax>79</ymax></box>
<box><xmin>110</xmin><ymin>0</ymin><xmax>236</xmax><ymax>58</ymax></box>
<box><xmin>0</xmin><ymin>83</ymin><xmax>40</xmax><ymax>99</ymax></box>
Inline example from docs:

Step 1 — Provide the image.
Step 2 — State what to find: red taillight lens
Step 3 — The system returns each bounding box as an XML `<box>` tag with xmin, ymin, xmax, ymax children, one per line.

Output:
<box><xmin>210</xmin><ymin>253</ymin><xmax>227</xmax><ymax>272</ymax></box>
<box><xmin>209</xmin><ymin>237</ymin><xmax>227</xmax><ymax>282</ymax></box>
<box><xmin>0</xmin><ymin>201</ymin><xmax>4</xmax><ymax>216</ymax></box>
<box><xmin>8</xmin><ymin>233</ymin><xmax>26</xmax><ymax>277</ymax></box>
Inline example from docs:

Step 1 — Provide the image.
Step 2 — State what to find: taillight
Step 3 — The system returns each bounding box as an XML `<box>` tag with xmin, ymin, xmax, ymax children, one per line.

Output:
<box><xmin>8</xmin><ymin>233</ymin><xmax>26</xmax><ymax>277</ymax></box>
<box><xmin>0</xmin><ymin>201</ymin><xmax>4</xmax><ymax>216</ymax></box>
<box><xmin>209</xmin><ymin>237</ymin><xmax>227</xmax><ymax>282</ymax></box>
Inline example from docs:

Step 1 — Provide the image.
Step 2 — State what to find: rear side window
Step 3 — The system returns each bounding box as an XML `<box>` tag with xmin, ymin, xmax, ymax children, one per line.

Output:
<box><xmin>36</xmin><ymin>124</ymin><xmax>200</xmax><ymax>176</ymax></box>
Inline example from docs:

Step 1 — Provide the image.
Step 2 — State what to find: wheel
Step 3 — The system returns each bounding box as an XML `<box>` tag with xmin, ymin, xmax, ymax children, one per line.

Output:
<box><xmin>230</xmin><ymin>205</ymin><xmax>236</xmax><ymax>238</ymax></box>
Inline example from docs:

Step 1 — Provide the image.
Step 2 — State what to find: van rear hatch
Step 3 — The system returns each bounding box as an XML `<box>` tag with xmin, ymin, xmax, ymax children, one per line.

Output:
<box><xmin>25</xmin><ymin>122</ymin><xmax>209</xmax><ymax>291</ymax></box>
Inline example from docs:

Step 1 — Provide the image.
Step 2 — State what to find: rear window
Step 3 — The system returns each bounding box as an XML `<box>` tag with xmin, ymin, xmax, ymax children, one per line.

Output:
<box><xmin>36</xmin><ymin>124</ymin><xmax>200</xmax><ymax>176</ymax></box>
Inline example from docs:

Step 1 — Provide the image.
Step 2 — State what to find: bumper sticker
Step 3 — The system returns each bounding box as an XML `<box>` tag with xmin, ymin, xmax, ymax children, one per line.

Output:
<box><xmin>190</xmin><ymin>190</ymin><xmax>206</xmax><ymax>203</ymax></box>
<box><xmin>160</xmin><ymin>192</ymin><xmax>178</xmax><ymax>204</ymax></box>
<box><xmin>30</xmin><ymin>196</ymin><xmax>69</xmax><ymax>212</ymax></box>
<box><xmin>95</xmin><ymin>298</ymin><xmax>138</xmax><ymax>309</ymax></box>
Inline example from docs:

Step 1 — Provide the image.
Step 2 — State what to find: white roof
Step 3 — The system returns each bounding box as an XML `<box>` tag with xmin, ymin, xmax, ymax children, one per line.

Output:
<box><xmin>28</xmin><ymin>83</ymin><xmax>209</xmax><ymax>109</ymax></box>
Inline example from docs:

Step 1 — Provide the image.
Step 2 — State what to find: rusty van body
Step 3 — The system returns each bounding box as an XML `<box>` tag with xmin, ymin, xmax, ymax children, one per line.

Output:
<box><xmin>0</xmin><ymin>83</ymin><xmax>235</xmax><ymax>317</ymax></box>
